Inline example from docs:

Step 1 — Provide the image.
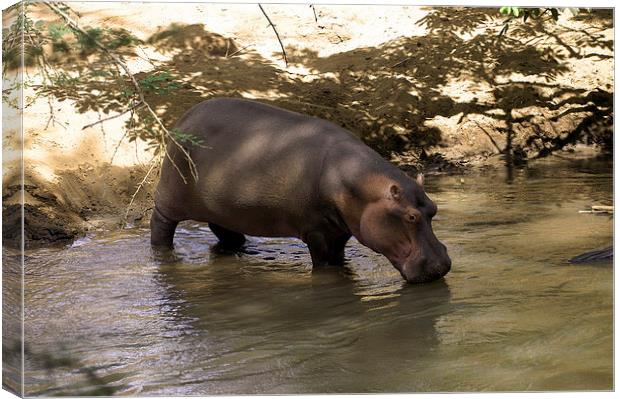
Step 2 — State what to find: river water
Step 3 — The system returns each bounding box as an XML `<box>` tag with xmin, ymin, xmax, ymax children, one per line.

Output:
<box><xmin>8</xmin><ymin>156</ymin><xmax>614</xmax><ymax>395</ymax></box>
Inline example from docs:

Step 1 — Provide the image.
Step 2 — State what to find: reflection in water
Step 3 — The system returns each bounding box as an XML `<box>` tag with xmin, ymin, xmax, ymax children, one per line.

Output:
<box><xmin>2</xmin><ymin>251</ymin><xmax>23</xmax><ymax>395</ymax></box>
<box><xmin>12</xmin><ymin>156</ymin><xmax>613</xmax><ymax>395</ymax></box>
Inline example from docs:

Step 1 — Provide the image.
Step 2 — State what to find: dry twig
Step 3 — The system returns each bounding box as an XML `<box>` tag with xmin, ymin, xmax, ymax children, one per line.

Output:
<box><xmin>390</xmin><ymin>57</ymin><xmax>412</xmax><ymax>68</ymax></box>
<box><xmin>258</xmin><ymin>4</ymin><xmax>288</xmax><ymax>66</ymax></box>
<box><xmin>310</xmin><ymin>5</ymin><xmax>318</xmax><ymax>23</ymax></box>
<box><xmin>81</xmin><ymin>102</ymin><xmax>145</xmax><ymax>130</ymax></box>
<box><xmin>579</xmin><ymin>205</ymin><xmax>614</xmax><ymax>214</ymax></box>
<box><xmin>227</xmin><ymin>43</ymin><xmax>254</xmax><ymax>58</ymax></box>
<box><xmin>122</xmin><ymin>155</ymin><xmax>159</xmax><ymax>228</ymax></box>
<box><xmin>473</xmin><ymin>120</ymin><xmax>503</xmax><ymax>154</ymax></box>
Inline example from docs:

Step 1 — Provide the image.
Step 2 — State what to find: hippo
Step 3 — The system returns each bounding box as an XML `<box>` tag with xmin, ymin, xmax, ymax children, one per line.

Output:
<box><xmin>151</xmin><ymin>98</ymin><xmax>451</xmax><ymax>283</ymax></box>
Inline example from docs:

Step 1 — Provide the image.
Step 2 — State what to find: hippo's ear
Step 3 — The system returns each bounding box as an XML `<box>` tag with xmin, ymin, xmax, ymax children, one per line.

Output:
<box><xmin>390</xmin><ymin>184</ymin><xmax>401</xmax><ymax>201</ymax></box>
<box><xmin>416</xmin><ymin>173</ymin><xmax>425</xmax><ymax>188</ymax></box>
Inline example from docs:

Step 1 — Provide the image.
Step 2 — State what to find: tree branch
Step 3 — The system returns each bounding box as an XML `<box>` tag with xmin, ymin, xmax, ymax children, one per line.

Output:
<box><xmin>45</xmin><ymin>1</ymin><xmax>198</xmax><ymax>183</ymax></box>
<box><xmin>258</xmin><ymin>4</ymin><xmax>288</xmax><ymax>66</ymax></box>
<box><xmin>310</xmin><ymin>5</ymin><xmax>318</xmax><ymax>23</ymax></box>
<box><xmin>81</xmin><ymin>102</ymin><xmax>144</xmax><ymax>130</ymax></box>
<box><xmin>122</xmin><ymin>155</ymin><xmax>158</xmax><ymax>228</ymax></box>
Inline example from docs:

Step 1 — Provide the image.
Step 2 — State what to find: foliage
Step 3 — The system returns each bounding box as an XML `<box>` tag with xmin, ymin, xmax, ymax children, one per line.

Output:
<box><xmin>2</xmin><ymin>1</ymin><xmax>201</xmax><ymax>175</ymax></box>
<box><xmin>3</xmin><ymin>2</ymin><xmax>139</xmax><ymax>72</ymax></box>
<box><xmin>498</xmin><ymin>7</ymin><xmax>583</xmax><ymax>36</ymax></box>
<box><xmin>170</xmin><ymin>128</ymin><xmax>205</xmax><ymax>147</ymax></box>
<box><xmin>138</xmin><ymin>71</ymin><xmax>183</xmax><ymax>94</ymax></box>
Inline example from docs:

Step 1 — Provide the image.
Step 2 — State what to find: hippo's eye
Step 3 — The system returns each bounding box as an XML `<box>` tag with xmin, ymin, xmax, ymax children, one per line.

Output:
<box><xmin>405</xmin><ymin>209</ymin><xmax>422</xmax><ymax>224</ymax></box>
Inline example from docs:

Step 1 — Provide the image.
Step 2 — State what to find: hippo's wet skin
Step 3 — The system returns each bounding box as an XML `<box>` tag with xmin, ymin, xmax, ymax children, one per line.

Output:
<box><xmin>151</xmin><ymin>98</ymin><xmax>451</xmax><ymax>283</ymax></box>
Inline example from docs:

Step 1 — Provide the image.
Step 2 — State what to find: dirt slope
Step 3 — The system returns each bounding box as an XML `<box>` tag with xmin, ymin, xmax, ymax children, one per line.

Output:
<box><xmin>1</xmin><ymin>3</ymin><xmax>613</xmax><ymax>247</ymax></box>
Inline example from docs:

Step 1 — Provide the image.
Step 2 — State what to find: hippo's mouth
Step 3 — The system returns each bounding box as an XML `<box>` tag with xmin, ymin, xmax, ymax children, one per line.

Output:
<box><xmin>402</xmin><ymin>271</ymin><xmax>446</xmax><ymax>284</ymax></box>
<box><xmin>390</xmin><ymin>258</ymin><xmax>449</xmax><ymax>284</ymax></box>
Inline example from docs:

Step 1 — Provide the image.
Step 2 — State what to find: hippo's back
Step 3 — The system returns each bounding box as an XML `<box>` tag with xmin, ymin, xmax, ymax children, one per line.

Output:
<box><xmin>157</xmin><ymin>98</ymin><xmax>359</xmax><ymax>237</ymax></box>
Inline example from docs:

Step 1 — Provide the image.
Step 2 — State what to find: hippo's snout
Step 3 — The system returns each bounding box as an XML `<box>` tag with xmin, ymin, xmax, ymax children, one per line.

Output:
<box><xmin>400</xmin><ymin>249</ymin><xmax>452</xmax><ymax>284</ymax></box>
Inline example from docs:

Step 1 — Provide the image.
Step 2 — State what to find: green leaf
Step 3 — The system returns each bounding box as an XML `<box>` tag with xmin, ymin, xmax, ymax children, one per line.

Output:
<box><xmin>170</xmin><ymin>128</ymin><xmax>204</xmax><ymax>147</ymax></box>
<box><xmin>138</xmin><ymin>72</ymin><xmax>182</xmax><ymax>94</ymax></box>
<box><xmin>512</xmin><ymin>7</ymin><xmax>520</xmax><ymax>17</ymax></box>
<box><xmin>499</xmin><ymin>6</ymin><xmax>510</xmax><ymax>14</ymax></box>
<box><xmin>78</xmin><ymin>27</ymin><xmax>103</xmax><ymax>49</ymax></box>
<box><xmin>48</xmin><ymin>22</ymin><xmax>71</xmax><ymax>40</ymax></box>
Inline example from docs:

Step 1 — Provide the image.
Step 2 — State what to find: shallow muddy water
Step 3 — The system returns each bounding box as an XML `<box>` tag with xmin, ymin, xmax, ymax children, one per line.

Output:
<box><xmin>10</xmin><ymin>156</ymin><xmax>614</xmax><ymax>395</ymax></box>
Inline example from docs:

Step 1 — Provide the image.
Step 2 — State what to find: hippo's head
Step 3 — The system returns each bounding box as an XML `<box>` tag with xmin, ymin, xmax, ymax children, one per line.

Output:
<box><xmin>356</xmin><ymin>174</ymin><xmax>451</xmax><ymax>284</ymax></box>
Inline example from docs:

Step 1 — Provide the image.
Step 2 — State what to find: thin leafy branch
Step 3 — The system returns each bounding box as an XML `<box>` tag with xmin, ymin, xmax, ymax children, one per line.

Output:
<box><xmin>498</xmin><ymin>7</ymin><xmax>584</xmax><ymax>36</ymax></box>
<box><xmin>81</xmin><ymin>102</ymin><xmax>145</xmax><ymax>131</ymax></box>
<box><xmin>45</xmin><ymin>1</ymin><xmax>199</xmax><ymax>185</ymax></box>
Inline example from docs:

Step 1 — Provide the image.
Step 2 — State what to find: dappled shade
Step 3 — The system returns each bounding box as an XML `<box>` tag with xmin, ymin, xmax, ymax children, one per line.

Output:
<box><xmin>13</xmin><ymin>5</ymin><xmax>613</xmax><ymax>167</ymax></box>
<box><xmin>1</xmin><ymin>4</ymin><xmax>614</xmax><ymax>247</ymax></box>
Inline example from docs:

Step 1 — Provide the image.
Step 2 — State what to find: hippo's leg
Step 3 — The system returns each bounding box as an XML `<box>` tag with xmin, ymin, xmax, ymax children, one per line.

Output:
<box><xmin>209</xmin><ymin>223</ymin><xmax>246</xmax><ymax>249</ymax></box>
<box><xmin>327</xmin><ymin>234</ymin><xmax>351</xmax><ymax>265</ymax></box>
<box><xmin>305</xmin><ymin>231</ymin><xmax>330</xmax><ymax>267</ymax></box>
<box><xmin>306</xmin><ymin>231</ymin><xmax>350</xmax><ymax>267</ymax></box>
<box><xmin>151</xmin><ymin>207</ymin><xmax>179</xmax><ymax>248</ymax></box>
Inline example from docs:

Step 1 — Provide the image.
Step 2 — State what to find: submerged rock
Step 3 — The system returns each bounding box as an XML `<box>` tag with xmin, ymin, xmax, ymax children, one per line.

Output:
<box><xmin>569</xmin><ymin>246</ymin><xmax>613</xmax><ymax>264</ymax></box>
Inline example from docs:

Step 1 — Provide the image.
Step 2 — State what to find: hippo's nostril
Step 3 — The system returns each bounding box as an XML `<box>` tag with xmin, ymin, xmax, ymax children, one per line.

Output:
<box><xmin>425</xmin><ymin>261</ymin><xmax>450</xmax><ymax>281</ymax></box>
<box><xmin>401</xmin><ymin>251</ymin><xmax>452</xmax><ymax>284</ymax></box>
